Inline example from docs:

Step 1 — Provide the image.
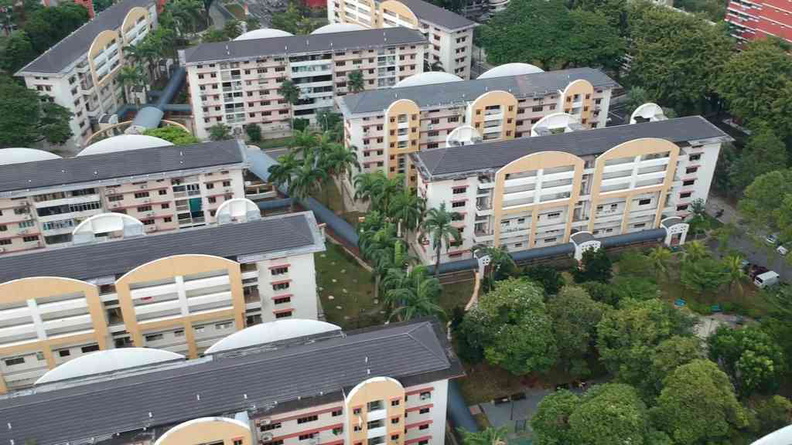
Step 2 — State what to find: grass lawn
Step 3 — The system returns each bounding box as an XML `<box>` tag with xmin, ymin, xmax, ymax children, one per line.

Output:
<box><xmin>255</xmin><ymin>137</ymin><xmax>293</xmax><ymax>149</ymax></box>
<box><xmin>439</xmin><ymin>279</ymin><xmax>474</xmax><ymax>314</ymax></box>
<box><xmin>312</xmin><ymin>181</ymin><xmax>365</xmax><ymax>227</ymax></box>
<box><xmin>224</xmin><ymin>2</ymin><xmax>246</xmax><ymax>19</ymax></box>
<box><xmin>315</xmin><ymin>243</ymin><xmax>383</xmax><ymax>330</ymax></box>
<box><xmin>458</xmin><ymin>363</ymin><xmax>528</xmax><ymax>405</ymax></box>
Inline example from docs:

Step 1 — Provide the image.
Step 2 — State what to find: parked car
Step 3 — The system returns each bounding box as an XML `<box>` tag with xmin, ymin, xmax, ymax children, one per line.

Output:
<box><xmin>755</xmin><ymin>271</ymin><xmax>780</xmax><ymax>288</ymax></box>
<box><xmin>778</xmin><ymin>245</ymin><xmax>789</xmax><ymax>256</ymax></box>
<box><xmin>749</xmin><ymin>265</ymin><xmax>769</xmax><ymax>280</ymax></box>
<box><xmin>740</xmin><ymin>259</ymin><xmax>751</xmax><ymax>270</ymax></box>
<box><xmin>766</xmin><ymin>234</ymin><xmax>779</xmax><ymax>245</ymax></box>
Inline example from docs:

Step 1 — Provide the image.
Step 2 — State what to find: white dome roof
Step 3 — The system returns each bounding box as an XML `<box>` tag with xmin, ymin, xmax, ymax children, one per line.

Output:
<box><xmin>445</xmin><ymin>125</ymin><xmax>482</xmax><ymax>147</ymax></box>
<box><xmin>395</xmin><ymin>72</ymin><xmax>463</xmax><ymax>88</ymax></box>
<box><xmin>205</xmin><ymin>319</ymin><xmax>341</xmax><ymax>354</ymax></box>
<box><xmin>76</xmin><ymin>134</ymin><xmax>172</xmax><ymax>157</ymax></box>
<box><xmin>35</xmin><ymin>348</ymin><xmax>185</xmax><ymax>385</ymax></box>
<box><xmin>0</xmin><ymin>148</ymin><xmax>61</xmax><ymax>165</ymax></box>
<box><xmin>478</xmin><ymin>63</ymin><xmax>544</xmax><ymax>79</ymax></box>
<box><xmin>234</xmin><ymin>28</ymin><xmax>294</xmax><ymax>40</ymax></box>
<box><xmin>311</xmin><ymin>23</ymin><xmax>366</xmax><ymax>34</ymax></box>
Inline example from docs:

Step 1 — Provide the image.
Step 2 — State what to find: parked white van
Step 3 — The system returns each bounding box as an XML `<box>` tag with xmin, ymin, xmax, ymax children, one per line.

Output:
<box><xmin>755</xmin><ymin>271</ymin><xmax>780</xmax><ymax>288</ymax></box>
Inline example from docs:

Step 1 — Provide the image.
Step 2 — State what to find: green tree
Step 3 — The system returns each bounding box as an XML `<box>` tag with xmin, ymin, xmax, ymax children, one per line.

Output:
<box><xmin>460</xmin><ymin>278</ymin><xmax>557</xmax><ymax>375</ymax></box>
<box><xmin>531</xmin><ymin>390</ymin><xmax>579</xmax><ymax>445</ymax></box>
<box><xmin>682</xmin><ymin>239</ymin><xmax>709</xmax><ymax>262</ymax></box>
<box><xmin>717</xmin><ymin>38</ymin><xmax>792</xmax><ymax>137</ymax></box>
<box><xmin>315</xmin><ymin>109</ymin><xmax>343</xmax><ymax>142</ymax></box>
<box><xmin>289</xmin><ymin>128</ymin><xmax>318</xmax><ymax>157</ymax></box>
<box><xmin>143</xmin><ymin>126</ymin><xmax>199</xmax><ymax>145</ymax></box>
<box><xmin>708</xmin><ymin>326</ymin><xmax>785</xmax><ymax>396</ymax></box>
<box><xmin>651</xmin><ymin>360</ymin><xmax>748</xmax><ymax>444</ymax></box>
<box><xmin>0</xmin><ymin>75</ymin><xmax>72</xmax><ymax>147</ymax></box>
<box><xmin>245</xmin><ymin>17</ymin><xmax>261</xmax><ymax>31</ymax></box>
<box><xmin>348</xmin><ymin>69</ymin><xmax>365</xmax><ymax>93</ymax></box>
<box><xmin>649</xmin><ymin>335</ymin><xmax>705</xmax><ymax>393</ymax></box>
<box><xmin>680</xmin><ymin>256</ymin><xmax>728</xmax><ymax>295</ymax></box>
<box><xmin>524</xmin><ymin>264</ymin><xmax>563</xmax><ymax>295</ymax></box>
<box><xmin>202</xmin><ymin>28</ymin><xmax>228</xmax><ymax>42</ymax></box>
<box><xmin>480</xmin><ymin>0</ymin><xmax>624</xmax><ymax>71</ymax></box>
<box><xmin>751</xmin><ymin>395</ymin><xmax>792</xmax><ymax>437</ymax></box>
<box><xmin>421</xmin><ymin>203</ymin><xmax>462</xmax><ymax>276</ymax></box>
<box><xmin>208</xmin><ymin>123</ymin><xmax>232</xmax><ymax>141</ymax></box>
<box><xmin>387</xmin><ymin>187</ymin><xmax>424</xmax><ymax>237</ymax></box>
<box><xmin>573</xmin><ymin>248</ymin><xmax>612</xmax><ymax>283</ymax></box>
<box><xmin>473</xmin><ymin>244</ymin><xmax>517</xmax><ymax>288</ymax></box>
<box><xmin>164</xmin><ymin>0</ymin><xmax>204</xmax><ymax>36</ymax></box>
<box><xmin>597</xmin><ymin>299</ymin><xmax>694</xmax><ymax>387</ymax></box>
<box><xmin>458</xmin><ymin>426</ymin><xmax>508</xmax><ymax>445</ymax></box>
<box><xmin>647</xmin><ymin>246</ymin><xmax>672</xmax><ymax>277</ymax></box>
<box><xmin>359</xmin><ymin>215</ymin><xmax>400</xmax><ymax>301</ymax></box>
<box><xmin>723</xmin><ymin>254</ymin><xmax>747</xmax><ymax>295</ymax></box>
<box><xmin>729</xmin><ymin>128</ymin><xmax>788</xmax><ymax>192</ymax></box>
<box><xmin>245</xmin><ymin>124</ymin><xmax>262</xmax><ymax>142</ymax></box>
<box><xmin>626</xmin><ymin>86</ymin><xmax>653</xmax><ymax>114</ymax></box>
<box><xmin>22</xmin><ymin>2</ymin><xmax>89</xmax><ymax>54</ymax></box>
<box><xmin>223</xmin><ymin>19</ymin><xmax>242</xmax><ymax>39</ymax></box>
<box><xmin>288</xmin><ymin>153</ymin><xmax>328</xmax><ymax>204</ymax></box>
<box><xmin>278</xmin><ymin>79</ymin><xmax>301</xmax><ymax>127</ymax></box>
<box><xmin>612</xmin><ymin>275</ymin><xmax>659</xmax><ymax>302</ymax></box>
<box><xmin>268</xmin><ymin>151</ymin><xmax>300</xmax><ymax>193</ymax></box>
<box><xmin>581</xmin><ymin>280</ymin><xmax>621</xmax><ymax>306</ymax></box>
<box><xmin>627</xmin><ymin>2</ymin><xmax>732</xmax><ymax>114</ymax></box>
<box><xmin>321</xmin><ymin>141</ymin><xmax>359</xmax><ymax>210</ymax></box>
<box><xmin>739</xmin><ymin>169</ymin><xmax>792</xmax><ymax>236</ymax></box>
<box><xmin>0</xmin><ymin>31</ymin><xmax>37</xmax><ymax>74</ymax></box>
<box><xmin>547</xmin><ymin>286</ymin><xmax>606</xmax><ymax>377</ymax></box>
<box><xmin>270</xmin><ymin>1</ymin><xmax>322</xmax><ymax>34</ymax></box>
<box><xmin>674</xmin><ymin>0</ymin><xmax>728</xmax><ymax>20</ymax></box>
<box><xmin>569</xmin><ymin>384</ymin><xmax>651</xmax><ymax>445</ymax></box>
<box><xmin>615</xmin><ymin>251</ymin><xmax>656</xmax><ymax>279</ymax></box>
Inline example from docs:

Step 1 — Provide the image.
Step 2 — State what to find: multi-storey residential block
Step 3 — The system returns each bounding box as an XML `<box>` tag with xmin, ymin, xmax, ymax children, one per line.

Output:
<box><xmin>409</xmin><ymin>116</ymin><xmax>732</xmax><ymax>265</ymax></box>
<box><xmin>181</xmin><ymin>27</ymin><xmax>428</xmax><ymax>140</ymax></box>
<box><xmin>726</xmin><ymin>0</ymin><xmax>792</xmax><ymax>43</ymax></box>
<box><xmin>0</xmin><ymin>136</ymin><xmax>247</xmax><ymax>254</ymax></box>
<box><xmin>337</xmin><ymin>66</ymin><xmax>619</xmax><ymax>183</ymax></box>
<box><xmin>0</xmin><ymin>318</ymin><xmax>461</xmax><ymax>445</ymax></box>
<box><xmin>16</xmin><ymin>0</ymin><xmax>158</xmax><ymax>148</ymax></box>
<box><xmin>0</xmin><ymin>211</ymin><xmax>325</xmax><ymax>392</ymax></box>
<box><xmin>327</xmin><ymin>0</ymin><xmax>477</xmax><ymax>79</ymax></box>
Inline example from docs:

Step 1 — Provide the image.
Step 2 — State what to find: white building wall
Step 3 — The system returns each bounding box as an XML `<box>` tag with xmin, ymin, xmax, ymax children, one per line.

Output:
<box><xmin>254</xmin><ymin>253</ymin><xmax>319</xmax><ymax>322</ymax></box>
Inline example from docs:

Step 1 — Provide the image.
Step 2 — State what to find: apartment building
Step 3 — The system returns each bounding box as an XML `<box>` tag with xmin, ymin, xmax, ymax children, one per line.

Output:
<box><xmin>327</xmin><ymin>0</ymin><xmax>476</xmax><ymax>79</ymax></box>
<box><xmin>182</xmin><ymin>27</ymin><xmax>428</xmax><ymax>140</ymax></box>
<box><xmin>0</xmin><ymin>211</ymin><xmax>325</xmax><ymax>392</ymax></box>
<box><xmin>0</xmin><ymin>318</ymin><xmax>461</xmax><ymax>445</ymax></box>
<box><xmin>337</xmin><ymin>66</ymin><xmax>619</xmax><ymax>184</ymax></box>
<box><xmin>726</xmin><ymin>0</ymin><xmax>792</xmax><ymax>43</ymax></box>
<box><xmin>16</xmin><ymin>0</ymin><xmax>158</xmax><ymax>148</ymax></box>
<box><xmin>0</xmin><ymin>136</ymin><xmax>247</xmax><ymax>254</ymax></box>
<box><xmin>409</xmin><ymin>116</ymin><xmax>732</xmax><ymax>265</ymax></box>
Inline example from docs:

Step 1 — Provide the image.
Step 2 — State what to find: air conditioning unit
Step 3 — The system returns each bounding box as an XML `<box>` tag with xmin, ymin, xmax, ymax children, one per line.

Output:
<box><xmin>260</xmin><ymin>432</ymin><xmax>274</xmax><ymax>441</ymax></box>
<box><xmin>260</xmin><ymin>418</ymin><xmax>272</xmax><ymax>426</ymax></box>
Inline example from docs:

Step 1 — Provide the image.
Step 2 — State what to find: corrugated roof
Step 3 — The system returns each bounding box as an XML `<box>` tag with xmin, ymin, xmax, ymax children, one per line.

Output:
<box><xmin>413</xmin><ymin>116</ymin><xmax>732</xmax><ymax>179</ymax></box>
<box><xmin>0</xmin><ymin>212</ymin><xmax>324</xmax><ymax>282</ymax></box>
<box><xmin>182</xmin><ymin>27</ymin><xmax>427</xmax><ymax>65</ymax></box>
<box><xmin>338</xmin><ymin>67</ymin><xmax>619</xmax><ymax>115</ymax></box>
<box><xmin>395</xmin><ymin>0</ymin><xmax>475</xmax><ymax>29</ymax></box>
<box><xmin>0</xmin><ymin>140</ymin><xmax>245</xmax><ymax>194</ymax></box>
<box><xmin>16</xmin><ymin>0</ymin><xmax>153</xmax><ymax>75</ymax></box>
<box><xmin>0</xmin><ymin>319</ymin><xmax>462</xmax><ymax>445</ymax></box>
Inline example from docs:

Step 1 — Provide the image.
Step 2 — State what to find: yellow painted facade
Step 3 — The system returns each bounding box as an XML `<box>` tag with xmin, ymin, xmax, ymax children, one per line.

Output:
<box><xmin>469</xmin><ymin>90</ymin><xmax>518</xmax><ymax>141</ymax></box>
<box><xmin>346</xmin><ymin>377</ymin><xmax>406</xmax><ymax>445</ymax></box>
<box><xmin>155</xmin><ymin>417</ymin><xmax>253</xmax><ymax>445</ymax></box>
<box><xmin>385</xmin><ymin>99</ymin><xmax>421</xmax><ymax>184</ymax></box>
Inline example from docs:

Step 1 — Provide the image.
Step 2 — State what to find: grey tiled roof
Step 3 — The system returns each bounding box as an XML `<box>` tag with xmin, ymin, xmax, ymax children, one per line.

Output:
<box><xmin>16</xmin><ymin>0</ymin><xmax>153</xmax><ymax>75</ymax></box>
<box><xmin>395</xmin><ymin>0</ymin><xmax>475</xmax><ymax>29</ymax></box>
<box><xmin>0</xmin><ymin>212</ymin><xmax>324</xmax><ymax>282</ymax></box>
<box><xmin>182</xmin><ymin>27</ymin><xmax>427</xmax><ymax>64</ymax></box>
<box><xmin>0</xmin><ymin>319</ymin><xmax>462</xmax><ymax>445</ymax></box>
<box><xmin>338</xmin><ymin>67</ymin><xmax>619</xmax><ymax>115</ymax></box>
<box><xmin>0</xmin><ymin>140</ymin><xmax>245</xmax><ymax>194</ymax></box>
<box><xmin>413</xmin><ymin>116</ymin><xmax>732</xmax><ymax>179</ymax></box>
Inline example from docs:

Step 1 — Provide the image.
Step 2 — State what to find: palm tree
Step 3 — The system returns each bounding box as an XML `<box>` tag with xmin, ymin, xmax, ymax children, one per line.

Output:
<box><xmin>278</xmin><ymin>79</ymin><xmax>301</xmax><ymax>129</ymax></box>
<box><xmin>386</xmin><ymin>266</ymin><xmax>444</xmax><ymax>321</ymax></box>
<box><xmin>289</xmin><ymin>128</ymin><xmax>318</xmax><ymax>157</ymax></box>
<box><xmin>458</xmin><ymin>426</ymin><xmax>509</xmax><ymax>445</ymax></box>
<box><xmin>359</xmin><ymin>220</ymin><xmax>400</xmax><ymax>301</ymax></box>
<box><xmin>208</xmin><ymin>123</ymin><xmax>232</xmax><ymax>141</ymax></box>
<box><xmin>348</xmin><ymin>69</ymin><xmax>365</xmax><ymax>93</ymax></box>
<box><xmin>288</xmin><ymin>153</ymin><xmax>328</xmax><ymax>206</ymax></box>
<box><xmin>166</xmin><ymin>0</ymin><xmax>204</xmax><ymax>36</ymax></box>
<box><xmin>421</xmin><ymin>203</ymin><xmax>462</xmax><ymax>276</ymax></box>
<box><xmin>380</xmin><ymin>241</ymin><xmax>418</xmax><ymax>304</ymax></box>
<box><xmin>648</xmin><ymin>245</ymin><xmax>673</xmax><ymax>276</ymax></box>
<box><xmin>267</xmin><ymin>151</ymin><xmax>300</xmax><ymax>194</ymax></box>
<box><xmin>354</xmin><ymin>172</ymin><xmax>379</xmax><ymax>208</ymax></box>
<box><xmin>116</xmin><ymin>64</ymin><xmax>146</xmax><ymax>104</ymax></box>
<box><xmin>322</xmin><ymin>142</ymin><xmax>359</xmax><ymax>211</ymax></box>
<box><xmin>683</xmin><ymin>240</ymin><xmax>709</xmax><ymax>262</ymax></box>
<box><xmin>723</xmin><ymin>254</ymin><xmax>746</xmax><ymax>295</ymax></box>
<box><xmin>388</xmin><ymin>187</ymin><xmax>425</xmax><ymax>238</ymax></box>
<box><xmin>354</xmin><ymin>171</ymin><xmax>403</xmax><ymax>212</ymax></box>
<box><xmin>472</xmin><ymin>244</ymin><xmax>516</xmax><ymax>286</ymax></box>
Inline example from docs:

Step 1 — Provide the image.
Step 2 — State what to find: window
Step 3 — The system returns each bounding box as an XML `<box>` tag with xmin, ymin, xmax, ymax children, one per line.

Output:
<box><xmin>452</xmin><ymin>187</ymin><xmax>466</xmax><ymax>194</ymax></box>
<box><xmin>686</xmin><ymin>166</ymin><xmax>698</xmax><ymax>174</ymax></box>
<box><xmin>272</xmin><ymin>282</ymin><xmax>290</xmax><ymax>291</ymax></box>
<box><xmin>222</xmin><ymin>181</ymin><xmax>231</xmax><ymax>187</ymax></box>
<box><xmin>677</xmin><ymin>204</ymin><xmax>689</xmax><ymax>211</ymax></box>
<box><xmin>145</xmin><ymin>334</ymin><xmax>164</xmax><ymax>342</ymax></box>
<box><xmin>159</xmin><ymin>189</ymin><xmax>168</xmax><ymax>195</ymax></box>
<box><xmin>689</xmin><ymin>153</ymin><xmax>701</xmax><ymax>161</ymax></box>
<box><xmin>680</xmin><ymin>192</ymin><xmax>692</xmax><ymax>199</ymax></box>
<box><xmin>261</xmin><ymin>422</ymin><xmax>282</xmax><ymax>431</ymax></box>
<box><xmin>297</xmin><ymin>415</ymin><xmax>318</xmax><ymax>424</ymax></box>
<box><xmin>367</xmin><ymin>400</ymin><xmax>384</xmax><ymax>411</ymax></box>
<box><xmin>299</xmin><ymin>433</ymin><xmax>317</xmax><ymax>441</ymax></box>
<box><xmin>174</xmin><ymin>329</ymin><xmax>184</xmax><ymax>337</ymax></box>
<box><xmin>274</xmin><ymin>296</ymin><xmax>291</xmax><ymax>305</ymax></box>
<box><xmin>391</xmin><ymin>399</ymin><xmax>400</xmax><ymax>406</ymax></box>
<box><xmin>81</xmin><ymin>345</ymin><xmax>99</xmax><ymax>353</ymax></box>
<box><xmin>215</xmin><ymin>322</ymin><xmax>232</xmax><ymax>329</ymax></box>
<box><xmin>367</xmin><ymin>420</ymin><xmax>384</xmax><ymax>429</ymax></box>
<box><xmin>0</xmin><ymin>239</ymin><xmax>11</xmax><ymax>246</ymax></box>
<box><xmin>161</xmin><ymin>203</ymin><xmax>170</xmax><ymax>209</ymax></box>
<box><xmin>271</xmin><ymin>266</ymin><xmax>289</xmax><ymax>275</ymax></box>
<box><xmin>275</xmin><ymin>311</ymin><xmax>292</xmax><ymax>319</ymax></box>
<box><xmin>419</xmin><ymin>407</ymin><xmax>430</xmax><ymax>414</ymax></box>
<box><xmin>262</xmin><ymin>442</ymin><xmax>284</xmax><ymax>445</ymax></box>
<box><xmin>682</xmin><ymin>179</ymin><xmax>695</xmax><ymax>186</ymax></box>
<box><xmin>234</xmin><ymin>440</ymin><xmax>243</xmax><ymax>445</ymax></box>
<box><xmin>419</xmin><ymin>391</ymin><xmax>431</xmax><ymax>400</ymax></box>
<box><xmin>546</xmin><ymin>212</ymin><xmax>560</xmax><ymax>219</ymax></box>
<box><xmin>58</xmin><ymin>350</ymin><xmax>71</xmax><ymax>357</ymax></box>
<box><xmin>391</xmin><ymin>417</ymin><xmax>399</xmax><ymax>424</ymax></box>
<box><xmin>638</xmin><ymin>199</ymin><xmax>651</xmax><ymax>206</ymax></box>
<box><xmin>22</xmin><ymin>236</ymin><xmax>38</xmax><ymax>242</ymax></box>
<box><xmin>108</xmin><ymin>195</ymin><xmax>123</xmax><ymax>202</ymax></box>
<box><xmin>164</xmin><ymin>217</ymin><xmax>173</xmax><ymax>223</ymax></box>
<box><xmin>137</xmin><ymin>205</ymin><xmax>152</xmax><ymax>212</ymax></box>
<box><xmin>353</xmin><ymin>408</ymin><xmax>362</xmax><ymax>415</ymax></box>
<box><xmin>194</xmin><ymin>326</ymin><xmax>205</xmax><ymax>333</ymax></box>
<box><xmin>4</xmin><ymin>357</ymin><xmax>24</xmax><ymax>366</ymax></box>
<box><xmin>332</xmin><ymin>409</ymin><xmax>343</xmax><ymax>417</ymax></box>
